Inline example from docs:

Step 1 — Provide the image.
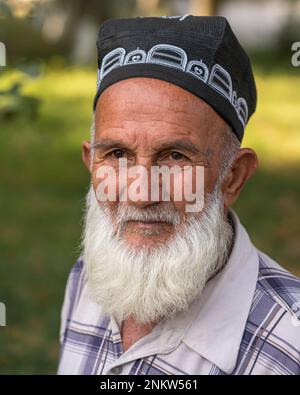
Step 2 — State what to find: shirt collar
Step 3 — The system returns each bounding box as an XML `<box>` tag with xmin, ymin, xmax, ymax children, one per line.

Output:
<box><xmin>161</xmin><ymin>208</ymin><xmax>259</xmax><ymax>374</ymax></box>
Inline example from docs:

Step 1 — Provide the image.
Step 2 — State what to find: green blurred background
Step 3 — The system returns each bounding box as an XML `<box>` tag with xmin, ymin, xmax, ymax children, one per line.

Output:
<box><xmin>0</xmin><ymin>0</ymin><xmax>300</xmax><ymax>374</ymax></box>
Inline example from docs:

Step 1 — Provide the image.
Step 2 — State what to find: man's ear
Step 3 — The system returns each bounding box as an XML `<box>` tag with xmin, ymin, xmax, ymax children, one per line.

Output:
<box><xmin>222</xmin><ymin>148</ymin><xmax>258</xmax><ymax>208</ymax></box>
<box><xmin>82</xmin><ymin>141</ymin><xmax>91</xmax><ymax>172</ymax></box>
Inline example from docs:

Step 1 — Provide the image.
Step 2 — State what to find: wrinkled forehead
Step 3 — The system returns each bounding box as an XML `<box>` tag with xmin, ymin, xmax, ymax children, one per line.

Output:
<box><xmin>94</xmin><ymin>78</ymin><xmax>228</xmax><ymax>145</ymax></box>
<box><xmin>96</xmin><ymin>77</ymin><xmax>216</xmax><ymax>113</ymax></box>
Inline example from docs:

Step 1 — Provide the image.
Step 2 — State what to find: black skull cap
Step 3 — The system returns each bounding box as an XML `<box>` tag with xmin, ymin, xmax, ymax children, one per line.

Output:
<box><xmin>93</xmin><ymin>15</ymin><xmax>257</xmax><ymax>142</ymax></box>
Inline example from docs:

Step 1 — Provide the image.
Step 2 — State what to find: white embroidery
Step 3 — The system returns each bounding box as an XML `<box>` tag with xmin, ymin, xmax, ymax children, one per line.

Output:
<box><xmin>96</xmin><ymin>67</ymin><xmax>101</xmax><ymax>90</ymax></box>
<box><xmin>208</xmin><ymin>64</ymin><xmax>233</xmax><ymax>102</ymax></box>
<box><xmin>160</xmin><ymin>15</ymin><xmax>190</xmax><ymax>21</ymax></box>
<box><xmin>179</xmin><ymin>14</ymin><xmax>190</xmax><ymax>21</ymax></box>
<box><xmin>186</xmin><ymin>60</ymin><xmax>209</xmax><ymax>83</ymax></box>
<box><xmin>236</xmin><ymin>97</ymin><xmax>248</xmax><ymax>128</ymax></box>
<box><xmin>100</xmin><ymin>48</ymin><xmax>126</xmax><ymax>81</ymax></box>
<box><xmin>231</xmin><ymin>90</ymin><xmax>237</xmax><ymax>108</ymax></box>
<box><xmin>124</xmin><ymin>49</ymin><xmax>147</xmax><ymax>65</ymax></box>
<box><xmin>97</xmin><ymin>44</ymin><xmax>249</xmax><ymax>128</ymax></box>
<box><xmin>146</xmin><ymin>44</ymin><xmax>187</xmax><ymax>71</ymax></box>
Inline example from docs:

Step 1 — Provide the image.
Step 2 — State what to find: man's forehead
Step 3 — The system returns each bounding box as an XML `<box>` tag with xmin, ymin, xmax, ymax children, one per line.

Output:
<box><xmin>96</xmin><ymin>77</ymin><xmax>212</xmax><ymax>112</ymax></box>
<box><xmin>95</xmin><ymin>78</ymin><xmax>226</xmax><ymax>132</ymax></box>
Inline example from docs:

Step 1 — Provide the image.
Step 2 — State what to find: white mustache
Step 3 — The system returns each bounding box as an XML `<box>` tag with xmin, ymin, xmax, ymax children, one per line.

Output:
<box><xmin>114</xmin><ymin>202</ymin><xmax>182</xmax><ymax>229</ymax></box>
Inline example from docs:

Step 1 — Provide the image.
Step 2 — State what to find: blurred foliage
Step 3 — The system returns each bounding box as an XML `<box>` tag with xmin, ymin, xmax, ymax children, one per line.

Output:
<box><xmin>0</xmin><ymin>65</ymin><xmax>299</xmax><ymax>373</ymax></box>
<box><xmin>0</xmin><ymin>0</ymin><xmax>138</xmax><ymax>65</ymax></box>
<box><xmin>0</xmin><ymin>63</ymin><xmax>41</xmax><ymax>120</ymax></box>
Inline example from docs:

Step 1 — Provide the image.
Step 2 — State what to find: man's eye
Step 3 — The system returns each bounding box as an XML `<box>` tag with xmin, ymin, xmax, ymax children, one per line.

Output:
<box><xmin>170</xmin><ymin>151</ymin><xmax>185</xmax><ymax>160</ymax></box>
<box><xmin>110</xmin><ymin>149</ymin><xmax>126</xmax><ymax>159</ymax></box>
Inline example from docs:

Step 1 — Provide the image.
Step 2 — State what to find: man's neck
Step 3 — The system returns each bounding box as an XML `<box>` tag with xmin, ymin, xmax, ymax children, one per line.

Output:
<box><xmin>121</xmin><ymin>316</ymin><xmax>159</xmax><ymax>352</ymax></box>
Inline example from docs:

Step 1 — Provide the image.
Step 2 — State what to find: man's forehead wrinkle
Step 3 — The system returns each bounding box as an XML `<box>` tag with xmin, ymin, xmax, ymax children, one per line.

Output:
<box><xmin>100</xmin><ymin>102</ymin><xmax>197</xmax><ymax>121</ymax></box>
<box><xmin>96</xmin><ymin>87</ymin><xmax>228</xmax><ymax>151</ymax></box>
<box><xmin>95</xmin><ymin>122</ymin><xmax>224</xmax><ymax>159</ymax></box>
<box><xmin>96</xmin><ymin>126</ymin><xmax>198</xmax><ymax>148</ymax></box>
<box><xmin>95</xmin><ymin>120</ymin><xmax>221</xmax><ymax>153</ymax></box>
<box><xmin>98</xmin><ymin>116</ymin><xmax>198</xmax><ymax>134</ymax></box>
<box><xmin>112</xmin><ymin>97</ymin><xmax>210</xmax><ymax>116</ymax></box>
<box><xmin>99</xmin><ymin>80</ymin><xmax>213</xmax><ymax>113</ymax></box>
<box><xmin>98</xmin><ymin>96</ymin><xmax>225</xmax><ymax>132</ymax></box>
<box><xmin>98</xmin><ymin>105</ymin><xmax>217</xmax><ymax>132</ymax></box>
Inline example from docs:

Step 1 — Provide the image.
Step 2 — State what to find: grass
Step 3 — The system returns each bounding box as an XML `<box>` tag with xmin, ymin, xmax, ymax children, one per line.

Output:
<box><xmin>0</xmin><ymin>66</ymin><xmax>299</xmax><ymax>373</ymax></box>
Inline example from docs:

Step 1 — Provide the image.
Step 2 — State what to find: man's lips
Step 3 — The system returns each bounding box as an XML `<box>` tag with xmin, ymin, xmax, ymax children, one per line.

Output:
<box><xmin>126</xmin><ymin>220</ymin><xmax>173</xmax><ymax>229</ymax></box>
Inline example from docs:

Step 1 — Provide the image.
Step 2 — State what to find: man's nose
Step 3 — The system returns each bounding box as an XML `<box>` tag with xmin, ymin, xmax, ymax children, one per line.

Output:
<box><xmin>123</xmin><ymin>156</ymin><xmax>159</xmax><ymax>208</ymax></box>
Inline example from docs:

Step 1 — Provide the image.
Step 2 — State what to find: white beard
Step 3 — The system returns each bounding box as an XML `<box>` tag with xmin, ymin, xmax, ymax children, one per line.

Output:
<box><xmin>82</xmin><ymin>185</ymin><xmax>233</xmax><ymax>325</ymax></box>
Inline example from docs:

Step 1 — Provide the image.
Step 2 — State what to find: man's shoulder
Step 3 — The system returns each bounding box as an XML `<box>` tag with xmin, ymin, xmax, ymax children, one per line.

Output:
<box><xmin>71</xmin><ymin>256</ymin><xmax>84</xmax><ymax>272</ymax></box>
<box><xmin>67</xmin><ymin>256</ymin><xmax>85</xmax><ymax>284</ymax></box>
<box><xmin>248</xmin><ymin>249</ymin><xmax>300</xmax><ymax>353</ymax></box>
<box><xmin>233</xmin><ymin>250</ymin><xmax>300</xmax><ymax>374</ymax></box>
<box><xmin>257</xmin><ymin>250</ymin><xmax>300</xmax><ymax>316</ymax></box>
<box><xmin>71</xmin><ymin>256</ymin><xmax>84</xmax><ymax>276</ymax></box>
<box><xmin>62</xmin><ymin>256</ymin><xmax>86</xmax><ymax>314</ymax></box>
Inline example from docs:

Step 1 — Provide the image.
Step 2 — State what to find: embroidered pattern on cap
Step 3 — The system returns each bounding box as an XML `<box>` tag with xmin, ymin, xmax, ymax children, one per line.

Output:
<box><xmin>97</xmin><ymin>44</ymin><xmax>248</xmax><ymax>128</ymax></box>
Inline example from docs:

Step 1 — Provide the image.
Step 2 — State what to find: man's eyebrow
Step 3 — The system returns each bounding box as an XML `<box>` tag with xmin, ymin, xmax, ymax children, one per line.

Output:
<box><xmin>156</xmin><ymin>140</ymin><xmax>199</xmax><ymax>153</ymax></box>
<box><xmin>157</xmin><ymin>140</ymin><xmax>212</xmax><ymax>158</ymax></box>
<box><xmin>91</xmin><ymin>139</ymin><xmax>126</xmax><ymax>150</ymax></box>
<box><xmin>91</xmin><ymin>139</ymin><xmax>202</xmax><ymax>153</ymax></box>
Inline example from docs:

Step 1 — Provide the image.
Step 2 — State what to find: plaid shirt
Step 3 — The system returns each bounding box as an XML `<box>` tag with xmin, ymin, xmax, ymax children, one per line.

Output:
<box><xmin>57</xmin><ymin>209</ymin><xmax>300</xmax><ymax>375</ymax></box>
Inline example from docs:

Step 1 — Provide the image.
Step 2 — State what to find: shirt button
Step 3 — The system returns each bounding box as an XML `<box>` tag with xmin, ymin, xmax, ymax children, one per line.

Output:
<box><xmin>111</xmin><ymin>366</ymin><xmax>122</xmax><ymax>375</ymax></box>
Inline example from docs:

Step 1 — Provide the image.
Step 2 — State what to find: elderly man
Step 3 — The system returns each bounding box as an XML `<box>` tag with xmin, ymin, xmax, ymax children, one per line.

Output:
<box><xmin>58</xmin><ymin>16</ymin><xmax>300</xmax><ymax>375</ymax></box>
